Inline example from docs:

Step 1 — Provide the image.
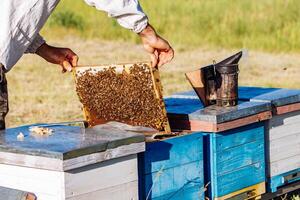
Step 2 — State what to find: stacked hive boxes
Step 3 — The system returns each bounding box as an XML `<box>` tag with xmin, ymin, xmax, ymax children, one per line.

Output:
<box><xmin>240</xmin><ymin>87</ymin><xmax>300</xmax><ymax>193</ymax></box>
<box><xmin>160</xmin><ymin>91</ymin><xmax>271</xmax><ymax>199</ymax></box>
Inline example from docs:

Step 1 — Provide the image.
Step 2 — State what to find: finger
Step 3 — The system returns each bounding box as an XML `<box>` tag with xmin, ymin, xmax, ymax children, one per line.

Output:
<box><xmin>70</xmin><ymin>55</ymin><xmax>79</xmax><ymax>67</ymax></box>
<box><xmin>62</xmin><ymin>60</ymin><xmax>73</xmax><ymax>72</ymax></box>
<box><xmin>150</xmin><ymin>50</ymin><xmax>159</xmax><ymax>68</ymax></box>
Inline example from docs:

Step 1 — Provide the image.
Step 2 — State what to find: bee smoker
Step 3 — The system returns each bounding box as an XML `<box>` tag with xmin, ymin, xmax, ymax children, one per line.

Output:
<box><xmin>215</xmin><ymin>51</ymin><xmax>242</xmax><ymax>107</ymax></box>
<box><xmin>185</xmin><ymin>51</ymin><xmax>243</xmax><ymax>107</ymax></box>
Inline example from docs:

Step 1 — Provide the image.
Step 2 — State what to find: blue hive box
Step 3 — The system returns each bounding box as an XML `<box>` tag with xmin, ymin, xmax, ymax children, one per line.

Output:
<box><xmin>138</xmin><ymin>133</ymin><xmax>205</xmax><ymax>200</ymax></box>
<box><xmin>163</xmin><ymin>90</ymin><xmax>271</xmax><ymax>199</ymax></box>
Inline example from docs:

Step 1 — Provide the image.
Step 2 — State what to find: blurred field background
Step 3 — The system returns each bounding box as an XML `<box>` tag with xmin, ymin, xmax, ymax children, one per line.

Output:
<box><xmin>6</xmin><ymin>0</ymin><xmax>300</xmax><ymax>128</ymax></box>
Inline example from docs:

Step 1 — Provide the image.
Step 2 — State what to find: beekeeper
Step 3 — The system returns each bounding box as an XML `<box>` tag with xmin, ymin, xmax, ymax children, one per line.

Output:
<box><xmin>0</xmin><ymin>0</ymin><xmax>174</xmax><ymax>133</ymax></box>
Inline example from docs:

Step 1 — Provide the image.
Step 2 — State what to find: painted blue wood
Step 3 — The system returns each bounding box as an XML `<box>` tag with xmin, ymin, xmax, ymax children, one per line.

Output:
<box><xmin>165</xmin><ymin>97</ymin><xmax>203</xmax><ymax>115</ymax></box>
<box><xmin>203</xmin><ymin>123</ymin><xmax>266</xmax><ymax>199</ymax></box>
<box><xmin>215</xmin><ymin>141</ymin><xmax>264</xmax><ymax>175</ymax></box>
<box><xmin>143</xmin><ymin>161</ymin><xmax>204</xmax><ymax>199</ymax></box>
<box><xmin>152</xmin><ymin>185</ymin><xmax>204</xmax><ymax>200</ymax></box>
<box><xmin>140</xmin><ymin>133</ymin><xmax>203</xmax><ymax>174</ymax></box>
<box><xmin>215</xmin><ymin>163</ymin><xmax>265</xmax><ymax>197</ymax></box>
<box><xmin>214</xmin><ymin>123</ymin><xmax>264</xmax><ymax>151</ymax></box>
<box><xmin>138</xmin><ymin>133</ymin><xmax>204</xmax><ymax>200</ymax></box>
<box><xmin>238</xmin><ymin>86</ymin><xmax>279</xmax><ymax>101</ymax></box>
<box><xmin>215</xmin><ymin>140</ymin><xmax>263</xmax><ymax>164</ymax></box>
<box><xmin>239</xmin><ymin>86</ymin><xmax>300</xmax><ymax>107</ymax></box>
<box><xmin>268</xmin><ymin>168</ymin><xmax>300</xmax><ymax>193</ymax></box>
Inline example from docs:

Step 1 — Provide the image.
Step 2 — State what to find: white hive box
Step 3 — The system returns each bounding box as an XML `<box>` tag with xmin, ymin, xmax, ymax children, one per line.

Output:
<box><xmin>239</xmin><ymin>87</ymin><xmax>300</xmax><ymax>192</ymax></box>
<box><xmin>0</xmin><ymin>123</ymin><xmax>145</xmax><ymax>200</ymax></box>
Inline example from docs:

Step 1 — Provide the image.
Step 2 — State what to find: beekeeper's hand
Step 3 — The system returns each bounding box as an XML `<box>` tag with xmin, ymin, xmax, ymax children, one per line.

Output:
<box><xmin>36</xmin><ymin>43</ymin><xmax>79</xmax><ymax>73</ymax></box>
<box><xmin>139</xmin><ymin>24</ymin><xmax>174</xmax><ymax>68</ymax></box>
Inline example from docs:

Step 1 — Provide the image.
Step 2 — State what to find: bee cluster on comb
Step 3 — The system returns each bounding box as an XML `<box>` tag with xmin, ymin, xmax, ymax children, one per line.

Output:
<box><xmin>75</xmin><ymin>63</ymin><xmax>170</xmax><ymax>132</ymax></box>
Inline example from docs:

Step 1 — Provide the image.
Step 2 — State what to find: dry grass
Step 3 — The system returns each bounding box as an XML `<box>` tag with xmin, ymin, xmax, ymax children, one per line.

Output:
<box><xmin>6</xmin><ymin>37</ymin><xmax>300</xmax><ymax>127</ymax></box>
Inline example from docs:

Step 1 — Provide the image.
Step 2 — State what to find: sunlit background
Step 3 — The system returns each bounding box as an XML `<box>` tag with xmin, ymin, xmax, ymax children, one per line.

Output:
<box><xmin>7</xmin><ymin>0</ymin><xmax>300</xmax><ymax>130</ymax></box>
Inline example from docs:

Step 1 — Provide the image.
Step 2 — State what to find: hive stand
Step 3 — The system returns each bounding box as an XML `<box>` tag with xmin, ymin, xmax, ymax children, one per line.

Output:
<box><xmin>0</xmin><ymin>123</ymin><xmax>145</xmax><ymax>200</ymax></box>
<box><xmin>239</xmin><ymin>87</ymin><xmax>300</xmax><ymax>195</ymax></box>
<box><xmin>164</xmin><ymin>90</ymin><xmax>271</xmax><ymax>200</ymax></box>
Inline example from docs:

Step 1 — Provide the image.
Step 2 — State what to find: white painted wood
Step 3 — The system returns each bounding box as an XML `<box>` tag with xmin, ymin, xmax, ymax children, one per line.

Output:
<box><xmin>66</xmin><ymin>181</ymin><xmax>138</xmax><ymax>200</ymax></box>
<box><xmin>0</xmin><ymin>154</ymin><xmax>140</xmax><ymax>200</ymax></box>
<box><xmin>65</xmin><ymin>154</ymin><xmax>137</xmax><ymax>197</ymax></box>
<box><xmin>268</xmin><ymin>122</ymin><xmax>300</xmax><ymax>141</ymax></box>
<box><xmin>270</xmin><ymin>142</ymin><xmax>300</xmax><ymax>162</ymax></box>
<box><xmin>0</xmin><ymin>151</ymin><xmax>63</xmax><ymax>171</ymax></box>
<box><xmin>270</xmin><ymin>154</ymin><xmax>300</xmax><ymax>177</ymax></box>
<box><xmin>266</xmin><ymin>111</ymin><xmax>300</xmax><ymax>176</ymax></box>
<box><xmin>63</xmin><ymin>142</ymin><xmax>145</xmax><ymax>171</ymax></box>
<box><xmin>0</xmin><ymin>142</ymin><xmax>145</xmax><ymax>171</ymax></box>
<box><xmin>0</xmin><ymin>164</ymin><xmax>65</xmax><ymax>199</ymax></box>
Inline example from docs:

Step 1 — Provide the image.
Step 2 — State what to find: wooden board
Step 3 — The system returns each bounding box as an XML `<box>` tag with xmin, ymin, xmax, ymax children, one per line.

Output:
<box><xmin>73</xmin><ymin>63</ymin><xmax>171</xmax><ymax>132</ymax></box>
<box><xmin>239</xmin><ymin>86</ymin><xmax>300</xmax><ymax>114</ymax></box>
<box><xmin>66</xmin><ymin>181</ymin><xmax>138</xmax><ymax>200</ymax></box>
<box><xmin>0</xmin><ymin>155</ymin><xmax>139</xmax><ymax>200</ymax></box>
<box><xmin>269</xmin><ymin>154</ymin><xmax>300</xmax><ymax>177</ymax></box>
<box><xmin>168</xmin><ymin>111</ymin><xmax>271</xmax><ymax>132</ymax></box>
<box><xmin>165</xmin><ymin>91</ymin><xmax>271</xmax><ymax>132</ymax></box>
<box><xmin>266</xmin><ymin>111</ymin><xmax>300</xmax><ymax>177</ymax></box>
<box><xmin>205</xmin><ymin>123</ymin><xmax>266</xmax><ymax>199</ymax></box>
<box><xmin>0</xmin><ymin>123</ymin><xmax>145</xmax><ymax>171</ymax></box>
<box><xmin>138</xmin><ymin>132</ymin><xmax>204</xmax><ymax>200</ymax></box>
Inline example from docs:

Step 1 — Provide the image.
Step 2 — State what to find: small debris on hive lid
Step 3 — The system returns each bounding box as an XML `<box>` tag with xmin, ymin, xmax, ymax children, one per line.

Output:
<box><xmin>75</xmin><ymin>63</ymin><xmax>169</xmax><ymax>131</ymax></box>
<box><xmin>29</xmin><ymin>126</ymin><xmax>54</xmax><ymax>136</ymax></box>
<box><xmin>17</xmin><ymin>132</ymin><xmax>24</xmax><ymax>141</ymax></box>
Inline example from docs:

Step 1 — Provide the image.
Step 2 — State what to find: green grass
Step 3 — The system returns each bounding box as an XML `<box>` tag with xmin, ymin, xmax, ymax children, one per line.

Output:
<box><xmin>43</xmin><ymin>0</ymin><xmax>300</xmax><ymax>52</ymax></box>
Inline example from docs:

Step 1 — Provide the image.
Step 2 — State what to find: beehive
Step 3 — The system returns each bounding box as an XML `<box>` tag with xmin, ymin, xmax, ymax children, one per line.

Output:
<box><xmin>239</xmin><ymin>86</ymin><xmax>300</xmax><ymax>193</ymax></box>
<box><xmin>138</xmin><ymin>133</ymin><xmax>205</xmax><ymax>200</ymax></box>
<box><xmin>0</xmin><ymin>122</ymin><xmax>145</xmax><ymax>200</ymax></box>
<box><xmin>74</xmin><ymin>62</ymin><xmax>170</xmax><ymax>132</ymax></box>
<box><xmin>165</xmin><ymin>90</ymin><xmax>270</xmax><ymax>199</ymax></box>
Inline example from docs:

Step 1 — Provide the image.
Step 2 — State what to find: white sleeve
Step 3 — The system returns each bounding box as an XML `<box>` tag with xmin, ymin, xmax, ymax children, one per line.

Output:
<box><xmin>84</xmin><ymin>0</ymin><xmax>148</xmax><ymax>33</ymax></box>
<box><xmin>25</xmin><ymin>34</ymin><xmax>46</xmax><ymax>54</ymax></box>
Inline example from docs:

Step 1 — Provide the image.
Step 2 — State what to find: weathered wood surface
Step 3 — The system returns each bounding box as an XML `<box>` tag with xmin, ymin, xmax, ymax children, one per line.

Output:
<box><xmin>0</xmin><ymin>123</ymin><xmax>145</xmax><ymax>171</ymax></box>
<box><xmin>166</xmin><ymin>96</ymin><xmax>271</xmax><ymax>123</ymax></box>
<box><xmin>269</xmin><ymin>154</ymin><xmax>300</xmax><ymax>177</ymax></box>
<box><xmin>138</xmin><ymin>133</ymin><xmax>204</xmax><ymax>200</ymax></box>
<box><xmin>66</xmin><ymin>181</ymin><xmax>138</xmax><ymax>200</ymax></box>
<box><xmin>169</xmin><ymin>110</ymin><xmax>271</xmax><ymax>132</ymax></box>
<box><xmin>266</xmin><ymin>111</ymin><xmax>300</xmax><ymax>177</ymax></box>
<box><xmin>206</xmin><ymin>123</ymin><xmax>266</xmax><ymax>199</ymax></box>
<box><xmin>239</xmin><ymin>86</ymin><xmax>300</xmax><ymax>108</ymax></box>
<box><xmin>0</xmin><ymin>154</ymin><xmax>139</xmax><ymax>200</ymax></box>
<box><xmin>276</xmin><ymin>102</ymin><xmax>300</xmax><ymax>115</ymax></box>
